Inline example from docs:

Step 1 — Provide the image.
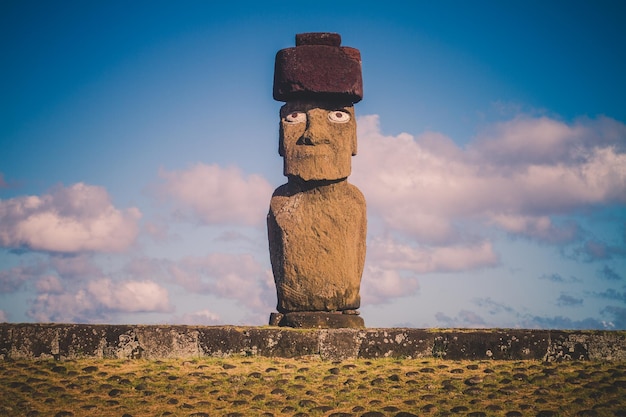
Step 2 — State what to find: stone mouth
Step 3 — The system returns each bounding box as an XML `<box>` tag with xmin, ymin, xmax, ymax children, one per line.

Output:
<box><xmin>288</xmin><ymin>149</ymin><xmax>333</xmax><ymax>158</ymax></box>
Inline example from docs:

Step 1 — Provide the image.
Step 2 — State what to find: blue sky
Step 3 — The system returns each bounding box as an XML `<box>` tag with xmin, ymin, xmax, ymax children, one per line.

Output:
<box><xmin>1</xmin><ymin>1</ymin><xmax>625</xmax><ymax>328</ymax></box>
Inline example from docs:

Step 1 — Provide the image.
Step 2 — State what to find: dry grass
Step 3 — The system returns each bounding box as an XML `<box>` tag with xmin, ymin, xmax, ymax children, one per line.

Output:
<box><xmin>2</xmin><ymin>356</ymin><xmax>626</xmax><ymax>416</ymax></box>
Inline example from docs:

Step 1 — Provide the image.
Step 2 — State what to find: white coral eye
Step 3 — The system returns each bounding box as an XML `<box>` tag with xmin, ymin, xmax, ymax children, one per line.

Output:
<box><xmin>284</xmin><ymin>112</ymin><xmax>306</xmax><ymax>123</ymax></box>
<box><xmin>328</xmin><ymin>110</ymin><xmax>350</xmax><ymax>123</ymax></box>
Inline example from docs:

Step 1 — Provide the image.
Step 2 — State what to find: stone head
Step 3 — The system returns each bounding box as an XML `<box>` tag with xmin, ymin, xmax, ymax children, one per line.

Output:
<box><xmin>273</xmin><ymin>33</ymin><xmax>362</xmax><ymax>181</ymax></box>
<box><xmin>279</xmin><ymin>100</ymin><xmax>356</xmax><ymax>181</ymax></box>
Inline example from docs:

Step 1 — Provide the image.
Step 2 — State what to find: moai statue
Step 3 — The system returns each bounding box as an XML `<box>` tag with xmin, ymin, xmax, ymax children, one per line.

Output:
<box><xmin>268</xmin><ymin>32</ymin><xmax>367</xmax><ymax>328</ymax></box>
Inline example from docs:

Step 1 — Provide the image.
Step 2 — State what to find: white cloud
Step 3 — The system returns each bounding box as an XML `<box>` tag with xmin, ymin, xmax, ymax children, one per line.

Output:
<box><xmin>489</xmin><ymin>214</ymin><xmax>578</xmax><ymax>243</ymax></box>
<box><xmin>0</xmin><ymin>183</ymin><xmax>141</xmax><ymax>252</ymax></box>
<box><xmin>122</xmin><ymin>254</ymin><xmax>275</xmax><ymax>323</ymax></box>
<box><xmin>368</xmin><ymin>237</ymin><xmax>498</xmax><ymax>273</ymax></box>
<box><xmin>353</xmin><ymin>114</ymin><xmax>626</xmax><ymax>244</ymax></box>
<box><xmin>168</xmin><ymin>253</ymin><xmax>275</xmax><ymax>312</ymax></box>
<box><xmin>346</xmin><ymin>113</ymin><xmax>625</xmax><ymax>307</ymax></box>
<box><xmin>0</xmin><ymin>310</ymin><xmax>7</xmax><ymax>322</ymax></box>
<box><xmin>28</xmin><ymin>290</ymin><xmax>95</xmax><ymax>323</ymax></box>
<box><xmin>28</xmin><ymin>277</ymin><xmax>172</xmax><ymax>322</ymax></box>
<box><xmin>1</xmin><ymin>253</ymin><xmax>106</xmax><ymax>298</ymax></box>
<box><xmin>157</xmin><ymin>163</ymin><xmax>273</xmax><ymax>227</ymax></box>
<box><xmin>470</xmin><ymin>116</ymin><xmax>583</xmax><ymax>165</ymax></box>
<box><xmin>361</xmin><ymin>266</ymin><xmax>419</xmax><ymax>305</ymax></box>
<box><xmin>170</xmin><ymin>309</ymin><xmax>222</xmax><ymax>325</ymax></box>
<box><xmin>0</xmin><ymin>267</ymin><xmax>29</xmax><ymax>293</ymax></box>
<box><xmin>143</xmin><ymin>220</ymin><xmax>171</xmax><ymax>242</ymax></box>
<box><xmin>35</xmin><ymin>275</ymin><xmax>64</xmax><ymax>294</ymax></box>
<box><xmin>471</xmin><ymin>115</ymin><xmax>626</xmax><ymax>166</ymax></box>
<box><xmin>87</xmin><ymin>278</ymin><xmax>171</xmax><ymax>313</ymax></box>
<box><xmin>0</xmin><ymin>262</ymin><xmax>46</xmax><ymax>293</ymax></box>
<box><xmin>50</xmin><ymin>254</ymin><xmax>104</xmax><ymax>280</ymax></box>
<box><xmin>124</xmin><ymin>257</ymin><xmax>169</xmax><ymax>281</ymax></box>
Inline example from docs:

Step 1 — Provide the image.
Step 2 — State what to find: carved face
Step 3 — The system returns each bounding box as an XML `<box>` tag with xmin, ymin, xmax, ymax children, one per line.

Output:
<box><xmin>279</xmin><ymin>100</ymin><xmax>357</xmax><ymax>181</ymax></box>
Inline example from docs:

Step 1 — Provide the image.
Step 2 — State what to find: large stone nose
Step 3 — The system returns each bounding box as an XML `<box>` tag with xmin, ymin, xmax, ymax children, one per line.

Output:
<box><xmin>300</xmin><ymin>110</ymin><xmax>330</xmax><ymax>145</ymax></box>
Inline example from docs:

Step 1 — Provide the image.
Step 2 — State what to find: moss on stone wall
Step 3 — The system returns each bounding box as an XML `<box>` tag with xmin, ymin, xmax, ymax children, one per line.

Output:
<box><xmin>1</xmin><ymin>324</ymin><xmax>625</xmax><ymax>361</ymax></box>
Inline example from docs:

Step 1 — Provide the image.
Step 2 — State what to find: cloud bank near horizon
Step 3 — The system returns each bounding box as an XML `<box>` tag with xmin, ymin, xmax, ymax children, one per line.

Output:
<box><xmin>353</xmin><ymin>113</ymin><xmax>626</xmax><ymax>247</ymax></box>
<box><xmin>1</xmin><ymin>112</ymin><xmax>625</xmax><ymax>326</ymax></box>
<box><xmin>0</xmin><ymin>183</ymin><xmax>141</xmax><ymax>253</ymax></box>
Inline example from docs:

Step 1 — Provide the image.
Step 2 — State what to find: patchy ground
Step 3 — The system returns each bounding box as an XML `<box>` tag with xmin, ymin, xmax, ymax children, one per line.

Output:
<box><xmin>2</xmin><ymin>356</ymin><xmax>626</xmax><ymax>416</ymax></box>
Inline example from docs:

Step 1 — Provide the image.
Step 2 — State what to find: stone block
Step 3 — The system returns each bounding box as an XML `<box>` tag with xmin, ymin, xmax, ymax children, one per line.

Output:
<box><xmin>277</xmin><ymin>312</ymin><xmax>365</xmax><ymax>329</ymax></box>
<box><xmin>273</xmin><ymin>33</ymin><xmax>362</xmax><ymax>103</ymax></box>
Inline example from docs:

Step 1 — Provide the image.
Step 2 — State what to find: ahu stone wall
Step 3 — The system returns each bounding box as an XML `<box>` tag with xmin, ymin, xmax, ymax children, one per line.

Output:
<box><xmin>1</xmin><ymin>324</ymin><xmax>625</xmax><ymax>362</ymax></box>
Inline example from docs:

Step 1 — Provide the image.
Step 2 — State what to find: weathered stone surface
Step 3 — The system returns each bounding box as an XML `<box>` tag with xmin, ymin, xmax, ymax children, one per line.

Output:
<box><xmin>245</xmin><ymin>327</ymin><xmax>320</xmax><ymax>357</ymax></box>
<box><xmin>268</xmin><ymin>312</ymin><xmax>284</xmax><ymax>326</ymax></box>
<box><xmin>543</xmin><ymin>330</ymin><xmax>626</xmax><ymax>361</ymax></box>
<box><xmin>138</xmin><ymin>326</ymin><xmax>202</xmax><ymax>358</ymax></box>
<box><xmin>296</xmin><ymin>32</ymin><xmax>341</xmax><ymax>47</ymax></box>
<box><xmin>2</xmin><ymin>324</ymin><xmax>626</xmax><ymax>361</ymax></box>
<box><xmin>358</xmin><ymin>329</ymin><xmax>434</xmax><ymax>359</ymax></box>
<box><xmin>278</xmin><ymin>312</ymin><xmax>365</xmax><ymax>329</ymax></box>
<box><xmin>269</xmin><ymin>33</ymin><xmax>366</xmax><ymax>327</ymax></box>
<box><xmin>319</xmin><ymin>328</ymin><xmax>364</xmax><ymax>360</ymax></box>
<box><xmin>428</xmin><ymin>330</ymin><xmax>550</xmax><ymax>360</ymax></box>
<box><xmin>268</xmin><ymin>179</ymin><xmax>366</xmax><ymax>313</ymax></box>
<box><xmin>279</xmin><ymin>101</ymin><xmax>357</xmax><ymax>181</ymax></box>
<box><xmin>273</xmin><ymin>33</ymin><xmax>362</xmax><ymax>103</ymax></box>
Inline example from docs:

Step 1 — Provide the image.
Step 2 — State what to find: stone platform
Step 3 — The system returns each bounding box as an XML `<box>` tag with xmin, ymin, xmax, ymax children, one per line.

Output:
<box><xmin>269</xmin><ymin>311</ymin><xmax>365</xmax><ymax>328</ymax></box>
<box><xmin>1</xmin><ymin>323</ymin><xmax>625</xmax><ymax>362</ymax></box>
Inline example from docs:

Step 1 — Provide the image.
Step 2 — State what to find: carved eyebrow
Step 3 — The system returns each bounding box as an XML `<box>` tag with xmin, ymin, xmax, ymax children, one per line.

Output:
<box><xmin>280</xmin><ymin>106</ymin><xmax>304</xmax><ymax>117</ymax></box>
<box><xmin>280</xmin><ymin>104</ymin><xmax>352</xmax><ymax>117</ymax></box>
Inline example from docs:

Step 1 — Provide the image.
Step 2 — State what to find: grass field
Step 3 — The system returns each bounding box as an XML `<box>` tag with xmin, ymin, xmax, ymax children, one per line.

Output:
<box><xmin>2</xmin><ymin>356</ymin><xmax>626</xmax><ymax>417</ymax></box>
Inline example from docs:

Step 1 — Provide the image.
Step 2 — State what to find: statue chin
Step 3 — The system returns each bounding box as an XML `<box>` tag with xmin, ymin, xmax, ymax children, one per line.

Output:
<box><xmin>283</xmin><ymin>154</ymin><xmax>352</xmax><ymax>181</ymax></box>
